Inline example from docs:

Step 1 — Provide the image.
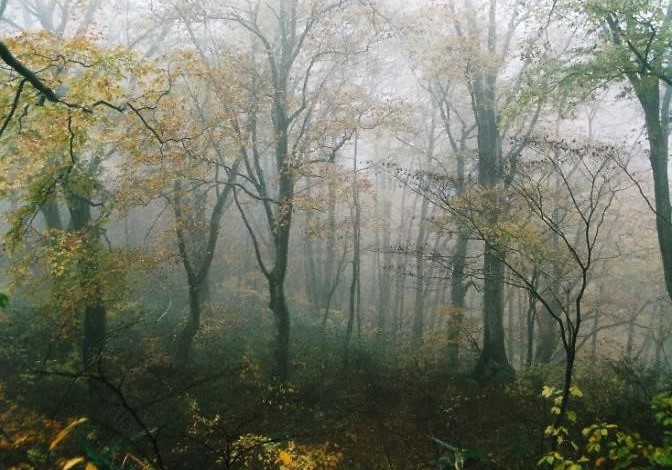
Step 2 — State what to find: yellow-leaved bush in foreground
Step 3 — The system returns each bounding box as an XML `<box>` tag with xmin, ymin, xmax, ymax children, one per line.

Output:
<box><xmin>539</xmin><ymin>385</ymin><xmax>672</xmax><ymax>470</ymax></box>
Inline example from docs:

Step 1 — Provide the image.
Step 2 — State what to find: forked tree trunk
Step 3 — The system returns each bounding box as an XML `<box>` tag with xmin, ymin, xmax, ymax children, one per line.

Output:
<box><xmin>172</xmin><ymin>161</ymin><xmax>238</xmax><ymax>362</ymax></box>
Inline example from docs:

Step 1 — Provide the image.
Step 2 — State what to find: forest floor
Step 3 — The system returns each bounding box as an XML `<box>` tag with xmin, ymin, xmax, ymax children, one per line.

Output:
<box><xmin>0</xmin><ymin>304</ymin><xmax>667</xmax><ymax>469</ymax></box>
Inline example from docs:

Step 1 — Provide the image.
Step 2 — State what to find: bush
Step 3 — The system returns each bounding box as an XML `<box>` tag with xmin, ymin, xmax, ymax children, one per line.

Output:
<box><xmin>539</xmin><ymin>389</ymin><xmax>672</xmax><ymax>469</ymax></box>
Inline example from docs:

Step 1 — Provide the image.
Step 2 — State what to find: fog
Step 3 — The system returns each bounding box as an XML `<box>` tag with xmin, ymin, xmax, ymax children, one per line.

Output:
<box><xmin>0</xmin><ymin>1</ymin><xmax>670</xmax><ymax>468</ymax></box>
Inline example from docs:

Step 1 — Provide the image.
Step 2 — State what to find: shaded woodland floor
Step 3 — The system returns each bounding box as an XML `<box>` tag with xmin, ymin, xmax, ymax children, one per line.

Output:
<box><xmin>0</xmin><ymin>302</ymin><xmax>667</xmax><ymax>469</ymax></box>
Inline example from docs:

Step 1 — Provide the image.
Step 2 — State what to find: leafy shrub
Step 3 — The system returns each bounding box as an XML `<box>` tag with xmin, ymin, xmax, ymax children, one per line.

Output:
<box><xmin>539</xmin><ymin>388</ymin><xmax>672</xmax><ymax>469</ymax></box>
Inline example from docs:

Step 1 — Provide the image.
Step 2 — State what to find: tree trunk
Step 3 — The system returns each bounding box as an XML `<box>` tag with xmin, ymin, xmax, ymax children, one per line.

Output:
<box><xmin>269</xmin><ymin>275</ymin><xmax>291</xmax><ymax>381</ymax></box>
<box><xmin>345</xmin><ymin>140</ymin><xmax>361</xmax><ymax>361</ymax></box>
<box><xmin>468</xmin><ymin>0</ymin><xmax>514</xmax><ymax>381</ymax></box>
<box><xmin>304</xmin><ymin>228</ymin><xmax>320</xmax><ymax>310</ymax></box>
<box><xmin>41</xmin><ymin>200</ymin><xmax>63</xmax><ymax>230</ymax></box>
<box><xmin>526</xmin><ymin>285</ymin><xmax>538</xmax><ymax>367</ymax></box>
<box><xmin>175</xmin><ymin>283</ymin><xmax>202</xmax><ymax>363</ymax></box>
<box><xmin>447</xmin><ymin>230</ymin><xmax>468</xmax><ymax>364</ymax></box>
<box><xmin>636</xmin><ymin>81</ymin><xmax>672</xmax><ymax>302</ymax></box>
<box><xmin>392</xmin><ymin>186</ymin><xmax>411</xmax><ymax>339</ymax></box>
<box><xmin>506</xmin><ymin>288</ymin><xmax>515</xmax><ymax>365</ymax></box>
<box><xmin>377</xmin><ymin>200</ymin><xmax>392</xmax><ymax>336</ymax></box>
<box><xmin>172</xmin><ymin>162</ymin><xmax>238</xmax><ymax>362</ymax></box>
<box><xmin>535</xmin><ymin>297</ymin><xmax>560</xmax><ymax>363</ymax></box>
<box><xmin>82</xmin><ymin>280</ymin><xmax>106</xmax><ymax>368</ymax></box>
<box><xmin>412</xmin><ymin>194</ymin><xmax>430</xmax><ymax>346</ymax></box>
<box><xmin>303</xmin><ymin>184</ymin><xmax>321</xmax><ymax>311</ymax></box>
<box><xmin>323</xmin><ymin>177</ymin><xmax>338</xmax><ymax>305</ymax></box>
<box><xmin>65</xmin><ymin>187</ymin><xmax>107</xmax><ymax>379</ymax></box>
<box><xmin>474</xmin><ymin>244</ymin><xmax>514</xmax><ymax>380</ymax></box>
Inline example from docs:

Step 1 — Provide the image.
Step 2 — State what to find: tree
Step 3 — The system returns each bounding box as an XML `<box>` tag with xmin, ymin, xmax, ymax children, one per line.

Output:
<box><xmin>0</xmin><ymin>31</ymin><xmax>145</xmax><ymax>379</ymax></box>
<box><xmin>427</xmin><ymin>76</ymin><xmax>477</xmax><ymax>365</ymax></box>
<box><xmin>561</xmin><ymin>0</ymin><xmax>672</xmax><ymax>305</ymax></box>
<box><xmin>503</xmin><ymin>137</ymin><xmax>622</xmax><ymax>434</ymax></box>
<box><xmin>130</xmin><ymin>51</ymin><xmax>242</xmax><ymax>362</ymax></box>
<box><xmin>177</xmin><ymin>0</ymin><xmax>376</xmax><ymax>381</ymax></box>
<box><xmin>400</xmin><ymin>0</ymin><xmax>550</xmax><ymax>380</ymax></box>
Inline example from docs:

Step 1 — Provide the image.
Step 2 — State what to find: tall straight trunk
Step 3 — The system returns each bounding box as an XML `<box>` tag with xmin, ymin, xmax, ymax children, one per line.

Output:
<box><xmin>266</xmin><ymin>171</ymin><xmax>293</xmax><ymax>382</ymax></box>
<box><xmin>392</xmin><ymin>183</ymin><xmax>411</xmax><ymax>339</ymax></box>
<box><xmin>447</xmin><ymin>229</ymin><xmax>468</xmax><ymax>364</ymax></box>
<box><xmin>471</xmin><ymin>97</ymin><xmax>513</xmax><ymax>379</ymax></box>
<box><xmin>303</xmin><ymin>220</ymin><xmax>320</xmax><ymax>310</ymax></box>
<box><xmin>607</xmin><ymin>13</ymin><xmax>672</xmax><ymax>304</ymax></box>
<box><xmin>392</xmin><ymin>262</ymin><xmax>405</xmax><ymax>339</ymax></box>
<box><xmin>412</xmin><ymin>194</ymin><xmax>430</xmax><ymax>346</ymax></box>
<box><xmin>376</xmin><ymin>200</ymin><xmax>392</xmax><ymax>335</ymax></box>
<box><xmin>525</xmin><ymin>271</ymin><xmax>539</xmax><ymax>367</ymax></box>
<box><xmin>269</xmin><ymin>274</ymin><xmax>290</xmax><ymax>380</ymax></box>
<box><xmin>176</xmin><ymin>283</ymin><xmax>202</xmax><ymax>363</ymax></box>
<box><xmin>82</xmin><ymin>293</ymin><xmax>106</xmax><ymax>368</ymax></box>
<box><xmin>636</xmin><ymin>81</ymin><xmax>672</xmax><ymax>302</ymax></box>
<box><xmin>506</xmin><ymin>288</ymin><xmax>515</xmax><ymax>364</ymax></box>
<box><xmin>474</xmin><ymin>244</ymin><xmax>513</xmax><ymax>379</ymax></box>
<box><xmin>65</xmin><ymin>188</ymin><xmax>107</xmax><ymax>377</ymax></box>
<box><xmin>412</xmin><ymin>119</ymin><xmax>437</xmax><ymax>345</ymax></box>
<box><xmin>80</xmin><ymin>244</ymin><xmax>106</xmax><ymax>371</ymax></box>
<box><xmin>517</xmin><ymin>287</ymin><xmax>527</xmax><ymax>365</ymax></box>
<box><xmin>653</xmin><ymin>305</ymin><xmax>666</xmax><ymax>369</ymax></box>
<box><xmin>345</xmin><ymin>139</ymin><xmax>361</xmax><ymax>360</ymax></box>
<box><xmin>537</xmin><ymin>209</ymin><xmax>563</xmax><ymax>363</ymax></box>
<box><xmin>264</xmin><ymin>62</ymin><xmax>295</xmax><ymax>380</ymax></box>
<box><xmin>469</xmin><ymin>0</ymin><xmax>514</xmax><ymax>382</ymax></box>
<box><xmin>41</xmin><ymin>200</ymin><xmax>63</xmax><ymax>231</ymax></box>
<box><xmin>536</xmin><ymin>297</ymin><xmax>560</xmax><ymax>363</ymax></box>
<box><xmin>323</xmin><ymin>176</ymin><xmax>338</xmax><ymax>304</ymax></box>
<box><xmin>302</xmin><ymin>184</ymin><xmax>321</xmax><ymax>310</ymax></box>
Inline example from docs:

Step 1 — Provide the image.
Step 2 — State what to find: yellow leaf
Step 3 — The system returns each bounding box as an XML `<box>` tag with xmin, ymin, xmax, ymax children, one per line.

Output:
<box><xmin>278</xmin><ymin>449</ymin><xmax>293</xmax><ymax>467</ymax></box>
<box><xmin>50</xmin><ymin>417</ymin><xmax>88</xmax><ymax>451</ymax></box>
<box><xmin>85</xmin><ymin>463</ymin><xmax>98</xmax><ymax>470</ymax></box>
<box><xmin>570</xmin><ymin>384</ymin><xmax>583</xmax><ymax>397</ymax></box>
<box><xmin>62</xmin><ymin>457</ymin><xmax>85</xmax><ymax>470</ymax></box>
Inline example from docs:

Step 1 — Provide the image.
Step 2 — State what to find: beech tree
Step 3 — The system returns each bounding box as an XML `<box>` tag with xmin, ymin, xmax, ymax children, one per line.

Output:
<box><xmin>0</xmin><ymin>31</ymin><xmax>145</xmax><ymax>380</ymax></box>
<box><xmin>427</xmin><ymin>77</ymin><xmax>477</xmax><ymax>365</ymax></box>
<box><xmin>556</xmin><ymin>1</ymin><xmax>672</xmax><ymax>305</ymax></box>
<box><xmin>168</xmin><ymin>0</ymin><xmax>378</xmax><ymax>381</ymax></box>
<box><xmin>398</xmin><ymin>0</ymin><xmax>553</xmax><ymax>380</ymax></box>
<box><xmin>169</xmin><ymin>77</ymin><xmax>241</xmax><ymax>362</ymax></box>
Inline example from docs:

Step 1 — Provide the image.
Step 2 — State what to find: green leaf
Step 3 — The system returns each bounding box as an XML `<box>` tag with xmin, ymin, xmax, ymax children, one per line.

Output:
<box><xmin>0</xmin><ymin>292</ymin><xmax>8</xmax><ymax>308</ymax></box>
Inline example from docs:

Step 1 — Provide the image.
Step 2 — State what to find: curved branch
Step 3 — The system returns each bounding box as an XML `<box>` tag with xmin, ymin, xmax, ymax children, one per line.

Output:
<box><xmin>233</xmin><ymin>188</ymin><xmax>270</xmax><ymax>278</ymax></box>
<box><xmin>0</xmin><ymin>78</ymin><xmax>25</xmax><ymax>135</ymax></box>
<box><xmin>0</xmin><ymin>40</ymin><xmax>60</xmax><ymax>103</ymax></box>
